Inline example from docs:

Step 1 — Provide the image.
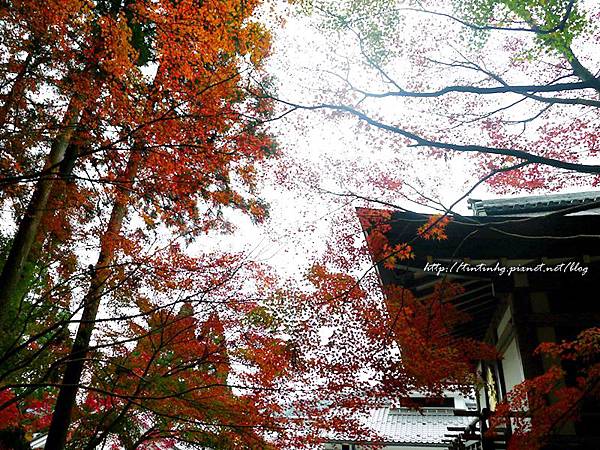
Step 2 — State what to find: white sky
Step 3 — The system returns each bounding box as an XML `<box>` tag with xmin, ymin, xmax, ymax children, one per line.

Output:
<box><xmin>200</xmin><ymin>4</ymin><xmax>510</xmax><ymax>279</ymax></box>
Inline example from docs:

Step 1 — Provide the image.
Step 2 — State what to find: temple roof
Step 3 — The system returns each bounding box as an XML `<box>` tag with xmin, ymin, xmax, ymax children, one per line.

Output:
<box><xmin>327</xmin><ymin>407</ymin><xmax>474</xmax><ymax>447</ymax></box>
<box><xmin>357</xmin><ymin>207</ymin><xmax>600</xmax><ymax>341</ymax></box>
<box><xmin>366</xmin><ymin>407</ymin><xmax>473</xmax><ymax>446</ymax></box>
<box><xmin>468</xmin><ymin>190</ymin><xmax>600</xmax><ymax>216</ymax></box>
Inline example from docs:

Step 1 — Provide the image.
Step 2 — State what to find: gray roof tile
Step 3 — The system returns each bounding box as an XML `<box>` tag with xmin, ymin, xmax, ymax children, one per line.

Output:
<box><xmin>468</xmin><ymin>191</ymin><xmax>600</xmax><ymax>216</ymax></box>
<box><xmin>329</xmin><ymin>407</ymin><xmax>474</xmax><ymax>445</ymax></box>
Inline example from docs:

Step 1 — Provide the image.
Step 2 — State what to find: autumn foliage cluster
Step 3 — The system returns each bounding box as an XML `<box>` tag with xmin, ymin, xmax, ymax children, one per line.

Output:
<box><xmin>0</xmin><ymin>0</ymin><xmax>294</xmax><ymax>448</ymax></box>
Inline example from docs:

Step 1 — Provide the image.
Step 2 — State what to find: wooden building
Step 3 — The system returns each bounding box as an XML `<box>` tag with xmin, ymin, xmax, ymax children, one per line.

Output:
<box><xmin>358</xmin><ymin>191</ymin><xmax>600</xmax><ymax>450</ymax></box>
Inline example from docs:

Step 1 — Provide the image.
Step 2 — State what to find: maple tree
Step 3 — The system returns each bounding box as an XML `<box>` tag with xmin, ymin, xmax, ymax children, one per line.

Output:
<box><xmin>61</xmin><ymin>304</ymin><xmax>284</xmax><ymax>450</ymax></box>
<box><xmin>0</xmin><ymin>0</ymin><xmax>294</xmax><ymax>449</ymax></box>
<box><xmin>354</xmin><ymin>209</ymin><xmax>498</xmax><ymax>392</ymax></box>
<box><xmin>489</xmin><ymin>327</ymin><xmax>600</xmax><ymax>450</ymax></box>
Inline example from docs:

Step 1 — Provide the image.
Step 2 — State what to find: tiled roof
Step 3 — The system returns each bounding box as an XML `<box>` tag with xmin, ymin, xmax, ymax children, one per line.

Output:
<box><xmin>328</xmin><ymin>407</ymin><xmax>474</xmax><ymax>446</ymax></box>
<box><xmin>468</xmin><ymin>191</ymin><xmax>600</xmax><ymax>216</ymax></box>
<box><xmin>364</xmin><ymin>407</ymin><xmax>473</xmax><ymax>445</ymax></box>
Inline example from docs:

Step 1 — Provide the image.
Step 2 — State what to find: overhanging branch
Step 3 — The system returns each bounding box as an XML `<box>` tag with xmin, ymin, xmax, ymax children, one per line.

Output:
<box><xmin>269</xmin><ymin>97</ymin><xmax>600</xmax><ymax>175</ymax></box>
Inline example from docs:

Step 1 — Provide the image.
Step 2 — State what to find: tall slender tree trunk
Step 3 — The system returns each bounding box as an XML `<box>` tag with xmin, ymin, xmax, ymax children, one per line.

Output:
<box><xmin>0</xmin><ymin>98</ymin><xmax>81</xmax><ymax>323</ymax></box>
<box><xmin>24</xmin><ymin>110</ymin><xmax>92</xmax><ymax>264</ymax></box>
<box><xmin>45</xmin><ymin>61</ymin><xmax>160</xmax><ymax>449</ymax></box>
<box><xmin>44</xmin><ymin>147</ymin><xmax>142</xmax><ymax>450</ymax></box>
<box><xmin>0</xmin><ymin>109</ymin><xmax>94</xmax><ymax>369</ymax></box>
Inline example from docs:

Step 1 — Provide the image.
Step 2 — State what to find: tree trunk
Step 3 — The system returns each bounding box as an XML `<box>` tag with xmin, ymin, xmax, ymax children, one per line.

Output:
<box><xmin>520</xmin><ymin>12</ymin><xmax>600</xmax><ymax>95</ymax></box>
<box><xmin>43</xmin><ymin>147</ymin><xmax>142</xmax><ymax>450</ymax></box>
<box><xmin>0</xmin><ymin>110</ymin><xmax>94</xmax><ymax>369</ymax></box>
<box><xmin>563</xmin><ymin>48</ymin><xmax>600</xmax><ymax>95</ymax></box>
<box><xmin>0</xmin><ymin>98</ymin><xmax>81</xmax><ymax>323</ymax></box>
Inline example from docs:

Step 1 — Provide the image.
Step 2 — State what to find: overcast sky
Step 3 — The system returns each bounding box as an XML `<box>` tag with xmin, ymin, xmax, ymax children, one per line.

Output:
<box><xmin>195</xmin><ymin>4</ymin><xmax>505</xmax><ymax>281</ymax></box>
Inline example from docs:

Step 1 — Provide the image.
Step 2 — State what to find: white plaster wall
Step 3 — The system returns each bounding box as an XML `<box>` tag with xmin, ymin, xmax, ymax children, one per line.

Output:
<box><xmin>502</xmin><ymin>337</ymin><xmax>525</xmax><ymax>394</ymax></box>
